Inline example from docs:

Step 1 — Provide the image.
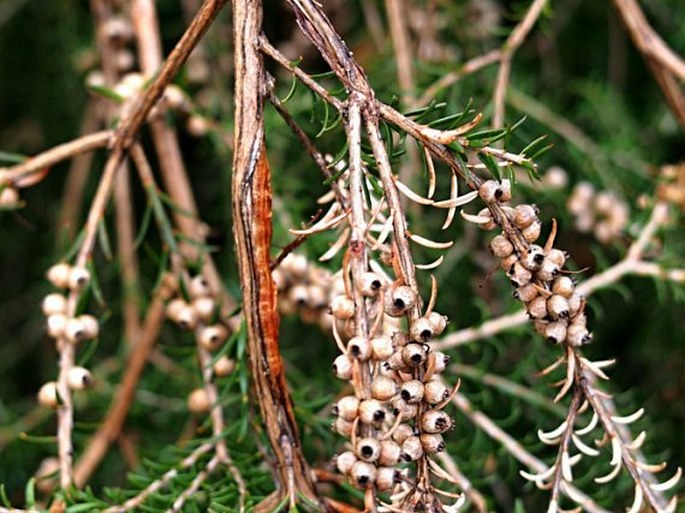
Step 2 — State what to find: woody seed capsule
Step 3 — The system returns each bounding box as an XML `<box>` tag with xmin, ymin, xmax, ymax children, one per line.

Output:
<box><xmin>552</xmin><ymin>276</ymin><xmax>575</xmax><ymax>298</ymax></box>
<box><xmin>385</xmin><ymin>285</ymin><xmax>418</xmax><ymax>317</ymax></box>
<box><xmin>192</xmin><ymin>297</ymin><xmax>215</xmax><ymax>321</ymax></box>
<box><xmin>46</xmin><ymin>314</ymin><xmax>68</xmax><ymax>338</ymax></box>
<box><xmin>378</xmin><ymin>440</ymin><xmax>402</xmax><ymax>466</ymax></box>
<box><xmin>526</xmin><ymin>296</ymin><xmax>548</xmax><ymax>319</ymax></box>
<box><xmin>400</xmin><ymin>380</ymin><xmax>425</xmax><ymax>404</ymax></box>
<box><xmin>432</xmin><ymin>351</ymin><xmax>450</xmax><ymax>374</ymax></box>
<box><xmin>187</xmin><ymin>388</ymin><xmax>210</xmax><ymax>413</ymax></box>
<box><xmin>198</xmin><ymin>324</ymin><xmax>228</xmax><ymax>351</ymax></box>
<box><xmin>478</xmin><ymin>180</ymin><xmax>500</xmax><ymax>202</ymax></box>
<box><xmin>568</xmin><ymin>293</ymin><xmax>584</xmax><ymax>316</ymax></box>
<box><xmin>333</xmin><ymin>418</ymin><xmax>355</xmax><ymax>437</ymax></box>
<box><xmin>359</xmin><ymin>399</ymin><xmax>386</xmax><ymax>424</ymax></box>
<box><xmin>546</xmin><ymin>249</ymin><xmax>568</xmax><ymax>268</ymax></box>
<box><xmin>371</xmin><ymin>336</ymin><xmax>394</xmax><ymax>360</ymax></box>
<box><xmin>401</xmin><ymin>435</ymin><xmax>424</xmax><ymax>462</ymax></box>
<box><xmin>334</xmin><ymin>395</ymin><xmax>360</xmax><ymax>421</ymax></box>
<box><xmin>189</xmin><ymin>275</ymin><xmax>211</xmax><ymax>299</ymax></box>
<box><xmin>402</xmin><ymin>343</ymin><xmax>428</xmax><ymax>367</ymax></box>
<box><xmin>289</xmin><ymin>284</ymin><xmax>310</xmax><ymax>306</ymax></box>
<box><xmin>410</xmin><ymin>317</ymin><xmax>433</xmax><ymax>342</ymax></box>
<box><xmin>67</xmin><ymin>367</ymin><xmax>93</xmax><ymax>390</ymax></box>
<box><xmin>501</xmin><ymin>253</ymin><xmax>519</xmax><ymax>272</ymax></box>
<box><xmin>333</xmin><ymin>354</ymin><xmax>354</xmax><ymax>380</ymax></box>
<box><xmin>490</xmin><ymin>235</ymin><xmax>514</xmax><ymax>258</ymax></box>
<box><xmin>348</xmin><ymin>336</ymin><xmax>372</xmax><ymax>361</ymax></box>
<box><xmin>42</xmin><ymin>294</ymin><xmax>68</xmax><ymax>316</ymax></box>
<box><xmin>335</xmin><ymin>451</ymin><xmax>357</xmax><ymax>475</ymax></box>
<box><xmin>46</xmin><ymin>263</ymin><xmax>72</xmax><ymax>289</ymax></box>
<box><xmin>522</xmin><ymin>220</ymin><xmax>542</xmax><ymax>242</ymax></box>
<box><xmin>420</xmin><ymin>409</ymin><xmax>452</xmax><ymax>434</ymax></box>
<box><xmin>426</xmin><ymin>311</ymin><xmax>448</xmax><ymax>336</ymax></box>
<box><xmin>350</xmin><ymin>461</ymin><xmax>377</xmax><ymax>488</ymax></box>
<box><xmin>355</xmin><ymin>437</ymin><xmax>381</xmax><ymax>462</ymax></box>
<box><xmin>545</xmin><ymin>321</ymin><xmax>568</xmax><ymax>344</ymax></box>
<box><xmin>420</xmin><ymin>433</ymin><xmax>445</xmax><ymax>454</ymax></box>
<box><xmin>68</xmin><ymin>267</ymin><xmax>91</xmax><ymax>291</ymax></box>
<box><xmin>213</xmin><ymin>356</ymin><xmax>236</xmax><ymax>377</ymax></box>
<box><xmin>176</xmin><ymin>305</ymin><xmax>199</xmax><ymax>330</ymax></box>
<box><xmin>547</xmin><ymin>295</ymin><xmax>570</xmax><ymax>319</ymax></box>
<box><xmin>38</xmin><ymin>382</ymin><xmax>59</xmax><ymax>408</ymax></box>
<box><xmin>393</xmin><ymin>424</ymin><xmax>415</xmax><ymax>446</ymax></box>
<box><xmin>371</xmin><ymin>375</ymin><xmax>397</xmax><ymax>401</ymax></box>
<box><xmin>508</xmin><ymin>262</ymin><xmax>532</xmax><ymax>287</ymax></box>
<box><xmin>514</xmin><ymin>204</ymin><xmax>539</xmax><ymax>229</ymax></box>
<box><xmin>375</xmin><ymin>467</ymin><xmax>399</xmax><ymax>491</ymax></box>
<box><xmin>567</xmin><ymin>321</ymin><xmax>592</xmax><ymax>346</ymax></box>
<box><xmin>424</xmin><ymin>380</ymin><xmax>449</xmax><ymax>404</ymax></box>
<box><xmin>536</xmin><ymin>258</ymin><xmax>560</xmax><ymax>282</ymax></box>
<box><xmin>513</xmin><ymin>283</ymin><xmax>538</xmax><ymax>303</ymax></box>
<box><xmin>330</xmin><ymin>295</ymin><xmax>355</xmax><ymax>320</ymax></box>
<box><xmin>359</xmin><ymin>272</ymin><xmax>384</xmax><ymax>297</ymax></box>
<box><xmin>521</xmin><ymin>245</ymin><xmax>545</xmax><ymax>271</ymax></box>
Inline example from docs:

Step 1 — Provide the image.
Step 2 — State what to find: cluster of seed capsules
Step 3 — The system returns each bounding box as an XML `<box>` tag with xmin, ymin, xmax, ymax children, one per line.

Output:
<box><xmin>272</xmin><ymin>253</ymin><xmax>337</xmax><ymax>330</ymax></box>
<box><xmin>567</xmin><ymin>181</ymin><xmax>629</xmax><ymax>244</ymax></box>
<box><xmin>37</xmin><ymin>263</ymin><xmax>98</xmax><ymax>408</ymax></box>
<box><xmin>477</xmin><ymin>179</ymin><xmax>592</xmax><ymax>347</ymax></box>
<box><xmin>329</xmin><ymin>273</ymin><xmax>455</xmax><ymax>492</ymax></box>
<box><xmin>165</xmin><ymin>274</ymin><xmax>235</xmax><ymax>413</ymax></box>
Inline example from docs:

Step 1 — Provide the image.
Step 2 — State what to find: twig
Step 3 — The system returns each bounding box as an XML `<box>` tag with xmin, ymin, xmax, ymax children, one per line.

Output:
<box><xmin>0</xmin><ymin>131</ymin><xmax>112</xmax><ymax>185</ymax></box>
<box><xmin>168</xmin><ymin>454</ymin><xmax>221</xmax><ymax>512</ymax></box>
<box><xmin>385</xmin><ymin>0</ymin><xmax>414</xmax><ymax>103</ymax></box>
<box><xmin>435</xmin><ymin>452</ymin><xmax>488</xmax><ymax>513</ymax></box>
<box><xmin>492</xmin><ymin>0</ymin><xmax>548</xmax><ymax>127</ymax></box>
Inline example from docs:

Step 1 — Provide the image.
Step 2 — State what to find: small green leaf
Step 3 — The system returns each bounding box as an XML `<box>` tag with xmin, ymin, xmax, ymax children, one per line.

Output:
<box><xmin>478</xmin><ymin>152</ymin><xmax>502</xmax><ymax>180</ymax></box>
<box><xmin>24</xmin><ymin>478</ymin><xmax>36</xmax><ymax>508</ymax></box>
<box><xmin>86</xmin><ymin>84</ymin><xmax>124</xmax><ymax>103</ymax></box>
<box><xmin>19</xmin><ymin>433</ymin><xmax>57</xmax><ymax>444</ymax></box>
<box><xmin>0</xmin><ymin>150</ymin><xmax>27</xmax><ymax>164</ymax></box>
<box><xmin>0</xmin><ymin>484</ymin><xmax>12</xmax><ymax>507</ymax></box>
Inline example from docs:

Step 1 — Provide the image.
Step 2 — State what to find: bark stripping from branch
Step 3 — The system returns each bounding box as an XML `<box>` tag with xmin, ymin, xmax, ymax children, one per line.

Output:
<box><xmin>231</xmin><ymin>1</ymin><xmax>323</xmax><ymax>509</ymax></box>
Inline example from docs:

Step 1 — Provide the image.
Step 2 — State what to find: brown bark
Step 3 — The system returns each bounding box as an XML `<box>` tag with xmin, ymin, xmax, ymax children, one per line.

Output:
<box><xmin>231</xmin><ymin>0</ymin><xmax>323</xmax><ymax>509</ymax></box>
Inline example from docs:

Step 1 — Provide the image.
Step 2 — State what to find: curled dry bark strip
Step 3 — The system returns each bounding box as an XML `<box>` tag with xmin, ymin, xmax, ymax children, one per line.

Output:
<box><xmin>232</xmin><ymin>0</ymin><xmax>323</xmax><ymax>509</ymax></box>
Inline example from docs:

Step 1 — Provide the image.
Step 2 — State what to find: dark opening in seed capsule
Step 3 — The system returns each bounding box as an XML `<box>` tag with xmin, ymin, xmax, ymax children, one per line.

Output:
<box><xmin>534</xmin><ymin>253</ymin><xmax>544</xmax><ymax>265</ymax></box>
<box><xmin>494</xmin><ymin>188</ymin><xmax>503</xmax><ymax>199</ymax></box>
<box><xmin>374</xmin><ymin>410</ymin><xmax>386</xmax><ymax>422</ymax></box>
<box><xmin>400</xmin><ymin>390</ymin><xmax>411</xmax><ymax>401</ymax></box>
<box><xmin>360</xmin><ymin>446</ymin><xmax>373</xmax><ymax>458</ymax></box>
<box><xmin>393</xmin><ymin>298</ymin><xmax>405</xmax><ymax>309</ymax></box>
<box><xmin>371</xmin><ymin>279</ymin><xmax>382</xmax><ymax>290</ymax></box>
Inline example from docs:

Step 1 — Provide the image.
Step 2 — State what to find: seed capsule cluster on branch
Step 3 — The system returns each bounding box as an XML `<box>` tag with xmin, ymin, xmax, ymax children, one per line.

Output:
<box><xmin>477</xmin><ymin>180</ymin><xmax>592</xmax><ymax>347</ymax></box>
<box><xmin>330</xmin><ymin>271</ymin><xmax>454</xmax><ymax>492</ymax></box>
<box><xmin>568</xmin><ymin>181</ymin><xmax>629</xmax><ymax>244</ymax></box>
<box><xmin>38</xmin><ymin>263</ymin><xmax>97</xmax><ymax>408</ymax></box>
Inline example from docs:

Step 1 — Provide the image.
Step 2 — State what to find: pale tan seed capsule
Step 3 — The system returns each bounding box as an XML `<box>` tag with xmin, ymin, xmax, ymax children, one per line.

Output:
<box><xmin>47</xmin><ymin>263</ymin><xmax>72</xmax><ymax>289</ymax></box>
<box><xmin>187</xmin><ymin>388</ymin><xmax>210</xmax><ymax>413</ymax></box>
<box><xmin>532</xmin><ymin>319</ymin><xmax>547</xmax><ymax>335</ymax></box>
<box><xmin>281</xmin><ymin>253</ymin><xmax>309</xmax><ymax>278</ymax></box>
<box><xmin>402</xmin><ymin>343</ymin><xmax>428</xmax><ymax>367</ymax></box>
<box><xmin>371</xmin><ymin>336</ymin><xmax>394</xmax><ymax>360</ymax></box>
<box><xmin>272</xmin><ymin>268</ymin><xmax>287</xmax><ymax>291</ymax></box>
<box><xmin>288</xmin><ymin>284</ymin><xmax>310</xmax><ymax>307</ymax></box>
<box><xmin>426</xmin><ymin>311</ymin><xmax>448</xmax><ymax>336</ymax></box>
<box><xmin>547</xmin><ymin>295</ymin><xmax>570</xmax><ymax>319</ymax></box>
<box><xmin>545</xmin><ymin>321</ymin><xmax>567</xmax><ymax>344</ymax></box>
<box><xmin>307</xmin><ymin>285</ymin><xmax>328</xmax><ymax>308</ymax></box>
<box><xmin>333</xmin><ymin>354</ymin><xmax>354</xmax><ymax>380</ymax></box>
<box><xmin>0</xmin><ymin>186</ymin><xmax>19</xmax><ymax>206</ymax></box>
<box><xmin>65</xmin><ymin>317</ymin><xmax>87</xmax><ymax>343</ymax></box>
<box><xmin>166</xmin><ymin>298</ymin><xmax>187</xmax><ymax>321</ymax></box>
<box><xmin>501</xmin><ymin>253</ymin><xmax>519</xmax><ymax>272</ymax></box>
<box><xmin>432</xmin><ymin>351</ymin><xmax>450</xmax><ymax>374</ymax></box>
<box><xmin>421</xmin><ymin>409</ymin><xmax>452</xmax><ymax>434</ymax></box>
<box><xmin>536</xmin><ymin>258</ymin><xmax>561</xmax><ymax>282</ymax></box>
<box><xmin>568</xmin><ymin>293</ymin><xmax>584</xmax><ymax>317</ymax></box>
<box><xmin>371</xmin><ymin>375</ymin><xmax>397</xmax><ymax>401</ymax></box>
<box><xmin>35</xmin><ymin>457</ymin><xmax>60</xmax><ymax>493</ymax></box>
<box><xmin>385</xmin><ymin>285</ymin><xmax>418</xmax><ymax>317</ymax></box>
<box><xmin>513</xmin><ymin>283</ymin><xmax>538</xmax><ymax>303</ymax></box>
<box><xmin>490</xmin><ymin>235</ymin><xmax>514</xmax><ymax>258</ymax></box>
<box><xmin>477</xmin><ymin>208</ymin><xmax>497</xmax><ymax>231</ymax></box>
<box><xmin>359</xmin><ymin>399</ymin><xmax>386</xmax><ymax>424</ymax></box>
<box><xmin>176</xmin><ymin>305</ymin><xmax>199</xmax><ymax>330</ymax></box>
<box><xmin>42</xmin><ymin>293</ymin><xmax>68</xmax><ymax>316</ymax></box>
<box><xmin>348</xmin><ymin>336</ymin><xmax>372</xmax><ymax>361</ymax></box>
<box><xmin>333</xmin><ymin>417</ymin><xmax>355</xmax><ymax>437</ymax></box>
<box><xmin>527</xmin><ymin>296</ymin><xmax>548</xmax><ymax>319</ymax></box>
<box><xmin>546</xmin><ymin>249</ymin><xmax>568</xmax><ymax>268</ymax></box>
<box><xmin>330</xmin><ymin>295</ymin><xmax>355</xmax><ymax>320</ymax></box>
<box><xmin>334</xmin><ymin>396</ymin><xmax>360</xmax><ymax>422</ymax></box>
<box><xmin>552</xmin><ymin>276</ymin><xmax>575</xmax><ymax>298</ymax></box>
<box><xmin>424</xmin><ymin>380</ymin><xmax>449</xmax><ymax>405</ymax></box>
<box><xmin>350</xmin><ymin>461</ymin><xmax>377</xmax><ymax>488</ymax></box>
<box><xmin>213</xmin><ymin>356</ymin><xmax>236</xmax><ymax>377</ymax></box>
<box><xmin>336</xmin><ymin>451</ymin><xmax>357</xmax><ymax>475</ymax></box>
<box><xmin>501</xmin><ymin>205</ymin><xmax>516</xmax><ymax>221</ymax></box>
<box><xmin>375</xmin><ymin>467</ymin><xmax>399</xmax><ymax>492</ymax></box>
<box><xmin>392</xmin><ymin>331</ymin><xmax>410</xmax><ymax>348</ymax></box>
<box><xmin>392</xmin><ymin>423</ymin><xmax>414</xmax><ymax>445</ymax></box>
<box><xmin>420</xmin><ymin>433</ymin><xmax>445</xmax><ymax>454</ymax></box>
<box><xmin>508</xmin><ymin>262</ymin><xmax>532</xmax><ymax>287</ymax></box>
<box><xmin>567</xmin><ymin>321</ymin><xmax>592</xmax><ymax>346</ymax></box>
<box><xmin>356</xmin><ymin>437</ymin><xmax>381</xmax><ymax>462</ymax></box>
<box><xmin>387</xmin><ymin>350</ymin><xmax>410</xmax><ymax>372</ymax></box>
<box><xmin>522</xmin><ymin>220</ymin><xmax>542</xmax><ymax>242</ymax></box>
<box><xmin>47</xmin><ymin>314</ymin><xmax>68</xmax><ymax>338</ymax></box>
<box><xmin>400</xmin><ymin>380</ymin><xmax>425</xmax><ymax>404</ymax></box>
<box><xmin>498</xmin><ymin>180</ymin><xmax>512</xmax><ymax>202</ymax></box>
<box><xmin>521</xmin><ymin>245</ymin><xmax>545</xmax><ymax>271</ymax></box>
<box><xmin>67</xmin><ymin>367</ymin><xmax>93</xmax><ymax>390</ymax></box>
<box><xmin>396</xmin><ymin>401</ymin><xmax>418</xmax><ymax>421</ymax></box>
<box><xmin>38</xmin><ymin>382</ymin><xmax>59</xmax><ymax>408</ymax></box>
<box><xmin>189</xmin><ymin>275</ymin><xmax>211</xmax><ymax>299</ymax></box>
<box><xmin>198</xmin><ymin>325</ymin><xmax>228</xmax><ymax>351</ymax></box>
<box><xmin>359</xmin><ymin>272</ymin><xmax>384</xmax><ymax>297</ymax></box>
<box><xmin>410</xmin><ymin>317</ymin><xmax>433</xmax><ymax>342</ymax></box>
<box><xmin>378</xmin><ymin>440</ymin><xmax>402</xmax><ymax>466</ymax></box>
<box><xmin>192</xmin><ymin>296</ymin><xmax>215</xmax><ymax>322</ymax></box>
<box><xmin>401</xmin><ymin>435</ymin><xmax>424</xmax><ymax>462</ymax></box>
<box><xmin>68</xmin><ymin>267</ymin><xmax>91</xmax><ymax>290</ymax></box>
<box><xmin>478</xmin><ymin>180</ymin><xmax>500</xmax><ymax>202</ymax></box>
<box><xmin>514</xmin><ymin>204</ymin><xmax>539</xmax><ymax>229</ymax></box>
<box><xmin>78</xmin><ymin>315</ymin><xmax>99</xmax><ymax>340</ymax></box>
